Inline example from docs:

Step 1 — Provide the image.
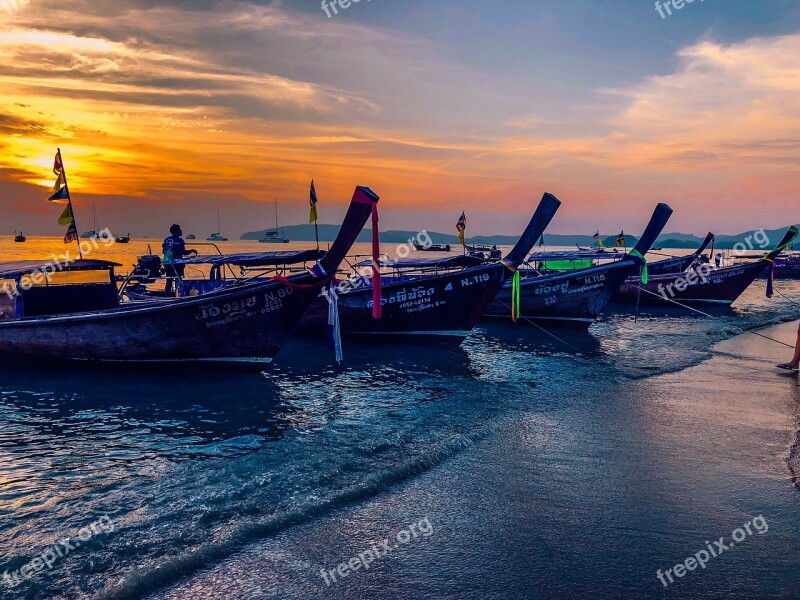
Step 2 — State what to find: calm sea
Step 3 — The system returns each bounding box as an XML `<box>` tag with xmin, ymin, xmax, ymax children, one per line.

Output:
<box><xmin>0</xmin><ymin>237</ymin><xmax>798</xmax><ymax>599</ymax></box>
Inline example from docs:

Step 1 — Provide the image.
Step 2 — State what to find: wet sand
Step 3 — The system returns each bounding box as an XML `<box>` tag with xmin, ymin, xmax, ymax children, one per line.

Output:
<box><xmin>152</xmin><ymin>321</ymin><xmax>800</xmax><ymax>600</ymax></box>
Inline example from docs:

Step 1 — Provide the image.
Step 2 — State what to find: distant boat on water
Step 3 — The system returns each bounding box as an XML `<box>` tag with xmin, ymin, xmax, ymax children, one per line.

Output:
<box><xmin>413</xmin><ymin>242</ymin><xmax>451</xmax><ymax>252</ymax></box>
<box><xmin>81</xmin><ymin>204</ymin><xmax>102</xmax><ymax>239</ymax></box>
<box><xmin>13</xmin><ymin>231</ymin><xmax>25</xmax><ymax>243</ymax></box>
<box><xmin>259</xmin><ymin>199</ymin><xmax>289</xmax><ymax>244</ymax></box>
<box><xmin>115</xmin><ymin>233</ymin><xmax>131</xmax><ymax>244</ymax></box>
<box><xmin>207</xmin><ymin>211</ymin><xmax>228</xmax><ymax>242</ymax></box>
<box><xmin>187</xmin><ymin>234</ymin><xmax>197</xmax><ymax>240</ymax></box>
<box><xmin>467</xmin><ymin>244</ymin><xmax>501</xmax><ymax>259</ymax></box>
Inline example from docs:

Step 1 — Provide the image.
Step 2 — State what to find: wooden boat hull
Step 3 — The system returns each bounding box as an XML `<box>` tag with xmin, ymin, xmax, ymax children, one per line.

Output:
<box><xmin>300</xmin><ymin>192</ymin><xmax>563</xmax><ymax>343</ymax></box>
<box><xmin>770</xmin><ymin>264</ymin><xmax>800</xmax><ymax>280</ymax></box>
<box><xmin>300</xmin><ymin>263</ymin><xmax>508</xmax><ymax>344</ymax></box>
<box><xmin>647</xmin><ymin>254</ymin><xmax>695</xmax><ymax>276</ymax></box>
<box><xmin>756</xmin><ymin>260</ymin><xmax>800</xmax><ymax>280</ymax></box>
<box><xmin>612</xmin><ymin>261</ymin><xmax>766</xmax><ymax>306</ymax></box>
<box><xmin>0</xmin><ymin>276</ymin><xmax>323</xmax><ymax>368</ymax></box>
<box><xmin>485</xmin><ymin>260</ymin><xmax>638</xmax><ymax>327</ymax></box>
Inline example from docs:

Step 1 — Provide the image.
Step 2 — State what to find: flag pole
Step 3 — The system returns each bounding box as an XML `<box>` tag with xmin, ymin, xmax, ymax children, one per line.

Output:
<box><xmin>58</xmin><ymin>148</ymin><xmax>83</xmax><ymax>259</ymax></box>
<box><xmin>310</xmin><ymin>179</ymin><xmax>320</xmax><ymax>252</ymax></box>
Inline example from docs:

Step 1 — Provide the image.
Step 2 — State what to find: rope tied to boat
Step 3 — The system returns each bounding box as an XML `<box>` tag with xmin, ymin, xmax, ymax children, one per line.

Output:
<box><xmin>327</xmin><ymin>281</ymin><xmax>343</xmax><ymax>363</ymax></box>
<box><xmin>501</xmin><ymin>259</ymin><xmax>521</xmax><ymax>323</ymax></box>
<box><xmin>628</xmin><ymin>249</ymin><xmax>649</xmax><ymax>284</ymax></box>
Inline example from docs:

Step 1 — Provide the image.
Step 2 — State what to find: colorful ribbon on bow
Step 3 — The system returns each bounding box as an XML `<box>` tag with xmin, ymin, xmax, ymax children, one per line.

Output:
<box><xmin>501</xmin><ymin>258</ymin><xmax>521</xmax><ymax>323</ymax></box>
<box><xmin>765</xmin><ymin>258</ymin><xmax>775</xmax><ymax>298</ymax></box>
<box><xmin>629</xmin><ymin>249</ymin><xmax>649</xmax><ymax>284</ymax></box>
<box><xmin>327</xmin><ymin>281</ymin><xmax>343</xmax><ymax>363</ymax></box>
<box><xmin>371</xmin><ymin>203</ymin><xmax>382</xmax><ymax>319</ymax></box>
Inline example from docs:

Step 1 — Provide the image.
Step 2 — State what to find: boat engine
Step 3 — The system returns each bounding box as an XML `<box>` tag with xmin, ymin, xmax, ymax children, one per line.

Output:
<box><xmin>131</xmin><ymin>254</ymin><xmax>163</xmax><ymax>283</ymax></box>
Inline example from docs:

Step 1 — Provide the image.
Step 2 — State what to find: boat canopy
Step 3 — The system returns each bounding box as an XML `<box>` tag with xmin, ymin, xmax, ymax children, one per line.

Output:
<box><xmin>527</xmin><ymin>250</ymin><xmax>626</xmax><ymax>262</ymax></box>
<box><xmin>0</xmin><ymin>259</ymin><xmax>120</xmax><ymax>280</ymax></box>
<box><xmin>353</xmin><ymin>255</ymin><xmax>485</xmax><ymax>269</ymax></box>
<box><xmin>173</xmin><ymin>251</ymin><xmax>324</xmax><ymax>267</ymax></box>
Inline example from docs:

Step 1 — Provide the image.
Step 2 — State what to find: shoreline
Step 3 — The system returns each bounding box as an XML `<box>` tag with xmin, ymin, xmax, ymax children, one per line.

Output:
<box><xmin>148</xmin><ymin>320</ymin><xmax>800</xmax><ymax>600</ymax></box>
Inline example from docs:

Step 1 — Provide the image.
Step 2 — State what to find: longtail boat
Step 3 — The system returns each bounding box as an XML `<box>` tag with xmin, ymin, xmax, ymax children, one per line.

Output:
<box><xmin>298</xmin><ymin>193</ymin><xmax>562</xmax><ymax>344</ymax></box>
<box><xmin>612</xmin><ymin>227</ymin><xmax>798</xmax><ymax>306</ymax></box>
<box><xmin>647</xmin><ymin>232</ymin><xmax>715</xmax><ymax>276</ymax></box>
<box><xmin>483</xmin><ymin>203</ymin><xmax>673</xmax><ymax>327</ymax></box>
<box><xmin>0</xmin><ymin>186</ymin><xmax>379</xmax><ymax>368</ymax></box>
<box><xmin>736</xmin><ymin>249</ymin><xmax>800</xmax><ymax>281</ymax></box>
<box><xmin>762</xmin><ymin>252</ymin><xmax>800</xmax><ymax>280</ymax></box>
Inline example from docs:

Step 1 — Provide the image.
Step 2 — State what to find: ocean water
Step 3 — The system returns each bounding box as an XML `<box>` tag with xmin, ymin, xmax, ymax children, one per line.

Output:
<box><xmin>0</xmin><ymin>238</ymin><xmax>798</xmax><ymax>599</ymax></box>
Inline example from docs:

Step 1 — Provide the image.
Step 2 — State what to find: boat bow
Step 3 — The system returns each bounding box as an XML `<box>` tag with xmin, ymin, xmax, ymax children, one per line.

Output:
<box><xmin>501</xmin><ymin>192</ymin><xmax>562</xmax><ymax>270</ymax></box>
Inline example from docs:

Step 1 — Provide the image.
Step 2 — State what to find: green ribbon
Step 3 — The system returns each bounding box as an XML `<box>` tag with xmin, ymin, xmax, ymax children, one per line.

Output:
<box><xmin>512</xmin><ymin>270</ymin><xmax>521</xmax><ymax>322</ymax></box>
<box><xmin>629</xmin><ymin>249</ymin><xmax>648</xmax><ymax>284</ymax></box>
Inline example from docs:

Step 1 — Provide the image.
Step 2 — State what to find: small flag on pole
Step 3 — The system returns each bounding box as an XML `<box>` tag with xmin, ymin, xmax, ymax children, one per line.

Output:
<box><xmin>616</xmin><ymin>231</ymin><xmax>626</xmax><ymax>247</ymax></box>
<box><xmin>53</xmin><ymin>150</ymin><xmax>65</xmax><ymax>191</ymax></box>
<box><xmin>49</xmin><ymin>186</ymin><xmax>70</xmax><ymax>202</ymax></box>
<box><xmin>64</xmin><ymin>221</ymin><xmax>78</xmax><ymax>244</ymax></box>
<box><xmin>309</xmin><ymin>180</ymin><xmax>318</xmax><ymax>224</ymax></box>
<box><xmin>456</xmin><ymin>212</ymin><xmax>466</xmax><ymax>247</ymax></box>
<box><xmin>50</xmin><ymin>148</ymin><xmax>83</xmax><ymax>257</ymax></box>
<box><xmin>57</xmin><ymin>204</ymin><xmax>73</xmax><ymax>226</ymax></box>
<box><xmin>593</xmin><ymin>230</ymin><xmax>600</xmax><ymax>241</ymax></box>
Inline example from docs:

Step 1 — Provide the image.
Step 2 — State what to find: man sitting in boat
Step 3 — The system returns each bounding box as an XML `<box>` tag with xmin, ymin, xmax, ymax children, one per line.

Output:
<box><xmin>162</xmin><ymin>224</ymin><xmax>197</xmax><ymax>296</ymax></box>
<box><xmin>777</xmin><ymin>322</ymin><xmax>800</xmax><ymax>372</ymax></box>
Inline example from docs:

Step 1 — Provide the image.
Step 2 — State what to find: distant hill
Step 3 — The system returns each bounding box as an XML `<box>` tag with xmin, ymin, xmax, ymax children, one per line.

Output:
<box><xmin>242</xmin><ymin>224</ymin><xmax>798</xmax><ymax>250</ymax></box>
<box><xmin>655</xmin><ymin>238</ymin><xmax>701</xmax><ymax>249</ymax></box>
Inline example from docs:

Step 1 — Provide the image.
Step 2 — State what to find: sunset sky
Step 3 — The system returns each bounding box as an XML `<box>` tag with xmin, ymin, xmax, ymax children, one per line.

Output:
<box><xmin>1</xmin><ymin>0</ymin><xmax>799</xmax><ymax>238</ymax></box>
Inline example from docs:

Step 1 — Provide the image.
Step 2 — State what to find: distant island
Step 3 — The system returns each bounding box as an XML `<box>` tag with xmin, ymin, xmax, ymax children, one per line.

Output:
<box><xmin>241</xmin><ymin>224</ymin><xmax>798</xmax><ymax>250</ymax></box>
